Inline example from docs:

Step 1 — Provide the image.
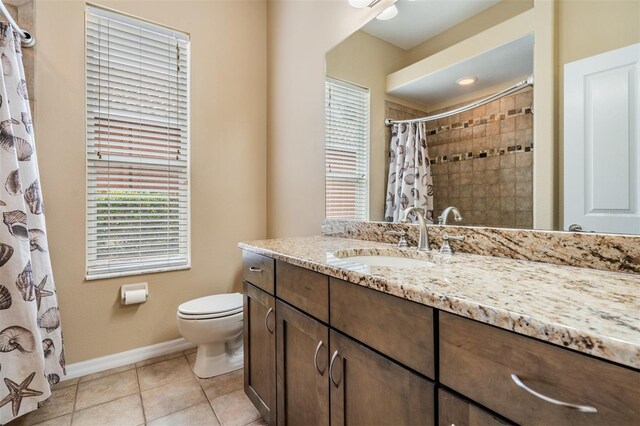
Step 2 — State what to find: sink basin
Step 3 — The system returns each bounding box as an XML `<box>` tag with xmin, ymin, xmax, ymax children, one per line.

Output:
<box><xmin>330</xmin><ymin>248</ymin><xmax>436</xmax><ymax>268</ymax></box>
<box><xmin>339</xmin><ymin>255</ymin><xmax>434</xmax><ymax>268</ymax></box>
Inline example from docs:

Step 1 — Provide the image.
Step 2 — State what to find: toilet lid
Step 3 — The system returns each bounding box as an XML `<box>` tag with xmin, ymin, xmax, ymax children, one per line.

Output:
<box><xmin>178</xmin><ymin>293</ymin><xmax>243</xmax><ymax>316</ymax></box>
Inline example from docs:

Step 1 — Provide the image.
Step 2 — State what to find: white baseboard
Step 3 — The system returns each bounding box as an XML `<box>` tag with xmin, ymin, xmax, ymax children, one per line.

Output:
<box><xmin>64</xmin><ymin>338</ymin><xmax>196</xmax><ymax>381</ymax></box>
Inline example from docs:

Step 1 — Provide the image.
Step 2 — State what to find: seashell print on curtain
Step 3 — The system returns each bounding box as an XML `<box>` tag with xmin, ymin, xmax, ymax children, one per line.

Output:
<box><xmin>0</xmin><ymin>24</ymin><xmax>64</xmax><ymax>424</ymax></box>
<box><xmin>384</xmin><ymin>122</ymin><xmax>434</xmax><ymax>223</ymax></box>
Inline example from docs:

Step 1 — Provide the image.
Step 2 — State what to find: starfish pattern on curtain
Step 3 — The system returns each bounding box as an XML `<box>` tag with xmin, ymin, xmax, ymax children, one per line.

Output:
<box><xmin>0</xmin><ymin>24</ymin><xmax>65</xmax><ymax>424</ymax></box>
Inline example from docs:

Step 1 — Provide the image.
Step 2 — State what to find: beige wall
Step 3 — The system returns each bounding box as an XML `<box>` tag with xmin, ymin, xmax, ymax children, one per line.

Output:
<box><xmin>405</xmin><ymin>0</ymin><xmax>533</xmax><ymax>65</ymax></box>
<box><xmin>556</xmin><ymin>0</ymin><xmax>640</xmax><ymax>227</ymax></box>
<box><xmin>325</xmin><ymin>30</ymin><xmax>428</xmax><ymax>221</ymax></box>
<box><xmin>267</xmin><ymin>0</ymin><xmax>394</xmax><ymax>237</ymax></box>
<box><xmin>35</xmin><ymin>0</ymin><xmax>267</xmax><ymax>363</ymax></box>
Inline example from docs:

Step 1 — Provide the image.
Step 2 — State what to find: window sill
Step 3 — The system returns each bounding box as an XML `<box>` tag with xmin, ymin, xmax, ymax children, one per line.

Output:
<box><xmin>85</xmin><ymin>264</ymin><xmax>191</xmax><ymax>281</ymax></box>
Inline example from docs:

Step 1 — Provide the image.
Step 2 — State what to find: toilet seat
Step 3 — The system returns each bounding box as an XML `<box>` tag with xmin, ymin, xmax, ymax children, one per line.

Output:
<box><xmin>178</xmin><ymin>293</ymin><xmax>243</xmax><ymax>320</ymax></box>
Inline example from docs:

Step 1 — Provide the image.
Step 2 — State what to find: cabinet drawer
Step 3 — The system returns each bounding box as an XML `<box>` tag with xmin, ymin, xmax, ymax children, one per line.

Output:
<box><xmin>330</xmin><ymin>277</ymin><xmax>435</xmax><ymax>378</ymax></box>
<box><xmin>276</xmin><ymin>261</ymin><xmax>329</xmax><ymax>322</ymax></box>
<box><xmin>439</xmin><ymin>389</ymin><xmax>511</xmax><ymax>426</ymax></box>
<box><xmin>243</xmin><ymin>251</ymin><xmax>275</xmax><ymax>294</ymax></box>
<box><xmin>440</xmin><ymin>312</ymin><xmax>640</xmax><ymax>426</ymax></box>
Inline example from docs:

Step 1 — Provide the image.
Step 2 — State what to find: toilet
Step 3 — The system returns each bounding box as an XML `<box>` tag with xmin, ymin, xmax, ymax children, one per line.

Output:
<box><xmin>177</xmin><ymin>293</ymin><xmax>244</xmax><ymax>378</ymax></box>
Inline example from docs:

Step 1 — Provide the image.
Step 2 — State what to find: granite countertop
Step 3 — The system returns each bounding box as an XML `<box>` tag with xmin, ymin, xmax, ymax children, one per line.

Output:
<box><xmin>239</xmin><ymin>236</ymin><xmax>640</xmax><ymax>369</ymax></box>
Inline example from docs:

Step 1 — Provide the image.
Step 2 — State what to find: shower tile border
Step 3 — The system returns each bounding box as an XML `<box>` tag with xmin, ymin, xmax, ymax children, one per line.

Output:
<box><xmin>429</xmin><ymin>142</ymin><xmax>533</xmax><ymax>164</ymax></box>
<box><xmin>425</xmin><ymin>105</ymin><xmax>533</xmax><ymax>136</ymax></box>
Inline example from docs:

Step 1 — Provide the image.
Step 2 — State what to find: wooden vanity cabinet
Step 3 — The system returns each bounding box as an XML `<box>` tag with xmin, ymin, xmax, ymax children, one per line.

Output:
<box><xmin>276</xmin><ymin>300</ymin><xmax>329</xmax><ymax>426</ymax></box>
<box><xmin>438</xmin><ymin>389</ymin><xmax>512</xmax><ymax>426</ymax></box>
<box><xmin>329</xmin><ymin>329</ymin><xmax>435</xmax><ymax>426</ymax></box>
<box><xmin>242</xmin><ymin>250</ymin><xmax>639</xmax><ymax>426</ymax></box>
<box><xmin>330</xmin><ymin>277</ymin><xmax>435</xmax><ymax>378</ymax></box>
<box><xmin>243</xmin><ymin>282</ymin><xmax>276</xmax><ymax>424</ymax></box>
<box><xmin>440</xmin><ymin>312</ymin><xmax>640</xmax><ymax>426</ymax></box>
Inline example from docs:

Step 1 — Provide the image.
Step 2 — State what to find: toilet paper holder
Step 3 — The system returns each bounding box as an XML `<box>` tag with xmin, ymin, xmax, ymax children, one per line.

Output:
<box><xmin>120</xmin><ymin>282</ymin><xmax>149</xmax><ymax>305</ymax></box>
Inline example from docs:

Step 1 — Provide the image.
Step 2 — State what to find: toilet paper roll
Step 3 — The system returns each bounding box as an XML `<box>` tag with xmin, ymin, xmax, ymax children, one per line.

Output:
<box><xmin>123</xmin><ymin>289</ymin><xmax>147</xmax><ymax>305</ymax></box>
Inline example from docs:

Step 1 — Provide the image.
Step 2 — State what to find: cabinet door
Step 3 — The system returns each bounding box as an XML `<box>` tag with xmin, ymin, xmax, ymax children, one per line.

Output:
<box><xmin>439</xmin><ymin>389</ymin><xmax>512</xmax><ymax>426</ymax></box>
<box><xmin>276</xmin><ymin>300</ymin><xmax>329</xmax><ymax>426</ymax></box>
<box><xmin>329</xmin><ymin>329</ymin><xmax>435</xmax><ymax>426</ymax></box>
<box><xmin>243</xmin><ymin>282</ymin><xmax>276</xmax><ymax>424</ymax></box>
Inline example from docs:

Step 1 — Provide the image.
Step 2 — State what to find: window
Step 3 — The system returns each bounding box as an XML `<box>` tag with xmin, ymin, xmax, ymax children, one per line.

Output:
<box><xmin>325</xmin><ymin>77</ymin><xmax>370</xmax><ymax>220</ymax></box>
<box><xmin>86</xmin><ymin>6</ymin><xmax>190</xmax><ymax>279</ymax></box>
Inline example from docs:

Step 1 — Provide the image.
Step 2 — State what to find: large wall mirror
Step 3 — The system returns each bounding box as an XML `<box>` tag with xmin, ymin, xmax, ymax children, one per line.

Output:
<box><xmin>324</xmin><ymin>0</ymin><xmax>639</xmax><ymax>235</ymax></box>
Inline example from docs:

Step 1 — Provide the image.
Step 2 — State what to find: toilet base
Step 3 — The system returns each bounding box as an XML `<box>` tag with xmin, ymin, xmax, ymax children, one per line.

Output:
<box><xmin>192</xmin><ymin>338</ymin><xmax>244</xmax><ymax>379</ymax></box>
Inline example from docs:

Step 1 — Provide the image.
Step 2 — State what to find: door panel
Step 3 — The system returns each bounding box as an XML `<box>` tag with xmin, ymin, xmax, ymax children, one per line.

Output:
<box><xmin>564</xmin><ymin>43</ymin><xmax>640</xmax><ymax>233</ymax></box>
<box><xmin>243</xmin><ymin>282</ymin><xmax>276</xmax><ymax>424</ymax></box>
<box><xmin>329</xmin><ymin>329</ymin><xmax>434</xmax><ymax>426</ymax></box>
<box><xmin>276</xmin><ymin>300</ymin><xmax>329</xmax><ymax>426</ymax></box>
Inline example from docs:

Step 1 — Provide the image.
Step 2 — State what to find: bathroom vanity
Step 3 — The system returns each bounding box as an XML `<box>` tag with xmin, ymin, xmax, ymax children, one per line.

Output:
<box><xmin>239</xmin><ymin>236</ymin><xmax>640</xmax><ymax>426</ymax></box>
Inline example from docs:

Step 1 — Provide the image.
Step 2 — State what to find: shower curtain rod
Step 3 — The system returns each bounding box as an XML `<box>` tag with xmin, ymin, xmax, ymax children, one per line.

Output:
<box><xmin>0</xmin><ymin>0</ymin><xmax>35</xmax><ymax>47</ymax></box>
<box><xmin>384</xmin><ymin>75</ymin><xmax>533</xmax><ymax>126</ymax></box>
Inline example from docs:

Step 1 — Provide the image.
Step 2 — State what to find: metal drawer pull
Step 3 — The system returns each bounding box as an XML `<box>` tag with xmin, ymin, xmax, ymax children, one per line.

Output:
<box><xmin>314</xmin><ymin>340</ymin><xmax>325</xmax><ymax>375</ymax></box>
<box><xmin>510</xmin><ymin>374</ymin><xmax>597</xmax><ymax>413</ymax></box>
<box><xmin>264</xmin><ymin>308</ymin><xmax>274</xmax><ymax>334</ymax></box>
<box><xmin>249</xmin><ymin>266</ymin><xmax>263</xmax><ymax>273</ymax></box>
<box><xmin>329</xmin><ymin>350</ymin><xmax>341</xmax><ymax>387</ymax></box>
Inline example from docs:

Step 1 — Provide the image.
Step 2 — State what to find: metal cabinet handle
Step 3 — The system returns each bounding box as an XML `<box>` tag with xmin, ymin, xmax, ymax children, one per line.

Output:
<box><xmin>249</xmin><ymin>266</ymin><xmax>263</xmax><ymax>273</ymax></box>
<box><xmin>510</xmin><ymin>374</ymin><xmax>597</xmax><ymax>413</ymax></box>
<box><xmin>264</xmin><ymin>308</ymin><xmax>274</xmax><ymax>334</ymax></box>
<box><xmin>329</xmin><ymin>350</ymin><xmax>341</xmax><ymax>387</ymax></box>
<box><xmin>313</xmin><ymin>340</ymin><xmax>325</xmax><ymax>375</ymax></box>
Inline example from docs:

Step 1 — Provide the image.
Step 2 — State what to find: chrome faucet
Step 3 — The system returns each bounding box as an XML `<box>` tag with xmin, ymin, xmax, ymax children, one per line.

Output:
<box><xmin>438</xmin><ymin>206</ymin><xmax>463</xmax><ymax>225</ymax></box>
<box><xmin>400</xmin><ymin>207</ymin><xmax>430</xmax><ymax>252</ymax></box>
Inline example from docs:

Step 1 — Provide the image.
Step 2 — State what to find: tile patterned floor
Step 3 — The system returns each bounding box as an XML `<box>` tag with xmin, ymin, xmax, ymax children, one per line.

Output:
<box><xmin>8</xmin><ymin>349</ymin><xmax>265</xmax><ymax>426</ymax></box>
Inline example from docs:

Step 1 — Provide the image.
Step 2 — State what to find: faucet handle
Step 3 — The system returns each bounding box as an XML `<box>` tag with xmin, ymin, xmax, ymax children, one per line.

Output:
<box><xmin>386</xmin><ymin>230</ymin><xmax>409</xmax><ymax>249</ymax></box>
<box><xmin>440</xmin><ymin>233</ymin><xmax>465</xmax><ymax>255</ymax></box>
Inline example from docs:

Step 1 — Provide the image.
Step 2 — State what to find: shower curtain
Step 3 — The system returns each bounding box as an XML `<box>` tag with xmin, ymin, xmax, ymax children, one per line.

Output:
<box><xmin>384</xmin><ymin>122</ymin><xmax>434</xmax><ymax>223</ymax></box>
<box><xmin>0</xmin><ymin>25</ymin><xmax>64</xmax><ymax>424</ymax></box>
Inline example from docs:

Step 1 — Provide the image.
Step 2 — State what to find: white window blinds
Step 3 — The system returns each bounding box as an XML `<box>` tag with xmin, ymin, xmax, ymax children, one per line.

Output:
<box><xmin>325</xmin><ymin>77</ymin><xmax>369</xmax><ymax>220</ymax></box>
<box><xmin>86</xmin><ymin>6</ymin><xmax>190</xmax><ymax>279</ymax></box>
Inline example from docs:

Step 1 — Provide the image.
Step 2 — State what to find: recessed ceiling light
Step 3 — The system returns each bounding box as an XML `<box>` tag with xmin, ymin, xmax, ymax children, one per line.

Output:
<box><xmin>376</xmin><ymin>4</ymin><xmax>398</xmax><ymax>20</ymax></box>
<box><xmin>456</xmin><ymin>76</ymin><xmax>478</xmax><ymax>86</ymax></box>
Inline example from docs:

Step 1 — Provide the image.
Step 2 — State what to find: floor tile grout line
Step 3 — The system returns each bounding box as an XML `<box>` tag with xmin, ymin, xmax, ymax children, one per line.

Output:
<box><xmin>68</xmin><ymin>381</ymin><xmax>80</xmax><ymax>425</ymax></box>
<box><xmin>72</xmin><ymin>370</ymin><xmax>140</xmax><ymax>413</ymax></box>
<box><xmin>145</xmin><ymin>398</ymin><xmax>204</xmax><ymax>424</ymax></box>
<box><xmin>138</xmin><ymin>355</ymin><xmax>195</xmax><ymax>393</ymax></box>
<box><xmin>66</xmin><ymin>350</ymin><xmax>185</xmax><ymax>388</ymax></box>
<box><xmin>33</xmin><ymin>350</ymin><xmax>259</xmax><ymax>426</ymax></box>
<box><xmin>135</xmin><ymin>365</ymin><xmax>147</xmax><ymax>425</ymax></box>
<box><xmin>207</xmin><ymin>398</ymin><xmax>223</xmax><ymax>426</ymax></box>
<box><xmin>194</xmin><ymin>374</ymin><xmax>220</xmax><ymax>425</ymax></box>
<box><xmin>138</xmin><ymin>354</ymin><xmax>207</xmax><ymax>424</ymax></box>
<box><xmin>71</xmin><ymin>393</ymin><xmax>141</xmax><ymax>419</ymax></box>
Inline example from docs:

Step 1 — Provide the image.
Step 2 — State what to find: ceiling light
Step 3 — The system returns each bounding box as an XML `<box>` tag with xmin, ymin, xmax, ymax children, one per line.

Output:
<box><xmin>456</xmin><ymin>76</ymin><xmax>478</xmax><ymax>86</ymax></box>
<box><xmin>376</xmin><ymin>4</ymin><xmax>398</xmax><ymax>20</ymax></box>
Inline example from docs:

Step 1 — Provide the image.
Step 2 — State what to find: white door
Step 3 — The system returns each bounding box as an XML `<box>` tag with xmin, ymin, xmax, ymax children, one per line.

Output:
<box><xmin>564</xmin><ymin>43</ymin><xmax>640</xmax><ymax>234</ymax></box>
